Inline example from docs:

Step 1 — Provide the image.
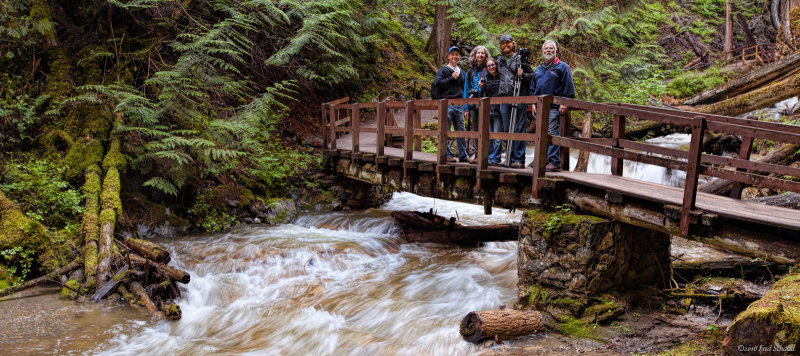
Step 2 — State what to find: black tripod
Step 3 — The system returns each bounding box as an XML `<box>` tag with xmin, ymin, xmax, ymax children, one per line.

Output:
<box><xmin>505</xmin><ymin>74</ymin><xmax>522</xmax><ymax>167</ymax></box>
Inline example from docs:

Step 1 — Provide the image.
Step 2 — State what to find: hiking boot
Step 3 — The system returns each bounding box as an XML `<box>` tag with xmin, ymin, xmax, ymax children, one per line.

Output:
<box><xmin>511</xmin><ymin>161</ymin><xmax>523</xmax><ymax>169</ymax></box>
<box><xmin>488</xmin><ymin>161</ymin><xmax>500</xmax><ymax>166</ymax></box>
<box><xmin>446</xmin><ymin>156</ymin><xmax>457</xmax><ymax>163</ymax></box>
<box><xmin>545</xmin><ymin>164</ymin><xmax>561</xmax><ymax>172</ymax></box>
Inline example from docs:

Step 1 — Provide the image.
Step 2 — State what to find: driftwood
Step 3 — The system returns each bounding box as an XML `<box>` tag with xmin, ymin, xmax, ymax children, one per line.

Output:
<box><xmin>460</xmin><ymin>309</ymin><xmax>545</xmax><ymax>343</ymax></box>
<box><xmin>673</xmin><ymin>258</ymin><xmax>787</xmax><ymax>280</ymax></box>
<box><xmin>684</xmin><ymin>52</ymin><xmax>800</xmax><ymax>106</ymax></box>
<box><xmin>91</xmin><ymin>264</ymin><xmax>131</xmax><ymax>302</ymax></box>
<box><xmin>391</xmin><ymin>210</ymin><xmax>518</xmax><ymax>244</ymax></box>
<box><xmin>698</xmin><ymin>143</ymin><xmax>798</xmax><ymax>195</ymax></box>
<box><xmin>0</xmin><ymin>257</ymin><xmax>81</xmax><ymax>299</ymax></box>
<box><xmin>125</xmin><ymin>237</ymin><xmax>171</xmax><ymax>264</ymax></box>
<box><xmin>129</xmin><ymin>281</ymin><xmax>157</xmax><ymax>313</ymax></box>
<box><xmin>128</xmin><ymin>253</ymin><xmax>190</xmax><ymax>284</ymax></box>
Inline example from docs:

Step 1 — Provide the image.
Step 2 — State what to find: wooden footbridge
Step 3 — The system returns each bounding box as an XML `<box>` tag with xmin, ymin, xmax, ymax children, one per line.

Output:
<box><xmin>320</xmin><ymin>95</ymin><xmax>800</xmax><ymax>263</ymax></box>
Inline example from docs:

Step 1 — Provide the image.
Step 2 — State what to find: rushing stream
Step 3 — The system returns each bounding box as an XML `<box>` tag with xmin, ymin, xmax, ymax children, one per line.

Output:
<box><xmin>0</xmin><ymin>135</ymin><xmax>706</xmax><ymax>355</ymax></box>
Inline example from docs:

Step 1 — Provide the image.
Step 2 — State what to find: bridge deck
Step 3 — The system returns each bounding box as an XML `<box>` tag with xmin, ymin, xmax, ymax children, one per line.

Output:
<box><xmin>341</xmin><ymin>142</ymin><xmax>800</xmax><ymax>232</ymax></box>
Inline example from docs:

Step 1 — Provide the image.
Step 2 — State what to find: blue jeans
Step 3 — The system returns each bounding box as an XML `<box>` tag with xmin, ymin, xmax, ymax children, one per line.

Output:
<box><xmin>500</xmin><ymin>103</ymin><xmax>527</xmax><ymax>164</ymax></box>
<box><xmin>546</xmin><ymin>108</ymin><xmax>561</xmax><ymax>166</ymax></box>
<box><xmin>446</xmin><ymin>105</ymin><xmax>468</xmax><ymax>160</ymax></box>
<box><xmin>488</xmin><ymin>113</ymin><xmax>504</xmax><ymax>163</ymax></box>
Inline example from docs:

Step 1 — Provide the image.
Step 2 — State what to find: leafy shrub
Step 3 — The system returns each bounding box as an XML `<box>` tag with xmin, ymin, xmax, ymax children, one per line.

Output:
<box><xmin>0</xmin><ymin>158</ymin><xmax>84</xmax><ymax>229</ymax></box>
<box><xmin>665</xmin><ymin>66</ymin><xmax>729</xmax><ymax>98</ymax></box>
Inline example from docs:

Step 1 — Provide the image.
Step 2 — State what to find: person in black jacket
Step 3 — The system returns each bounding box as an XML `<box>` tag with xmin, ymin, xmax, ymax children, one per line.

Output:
<box><xmin>496</xmin><ymin>34</ymin><xmax>533</xmax><ymax>168</ymax></box>
<box><xmin>434</xmin><ymin>46</ymin><xmax>469</xmax><ymax>163</ymax></box>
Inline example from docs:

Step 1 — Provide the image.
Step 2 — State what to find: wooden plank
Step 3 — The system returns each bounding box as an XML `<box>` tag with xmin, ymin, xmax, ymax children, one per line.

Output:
<box><xmin>388</xmin><ymin>158</ymin><xmax>402</xmax><ymax>166</ymax></box>
<box><xmin>700</xmin><ymin>165</ymin><xmax>800</xmax><ymax>194</ymax></box>
<box><xmin>487</xmin><ymin>132</ymin><xmax>537</xmax><ymax>141</ymax></box>
<box><xmin>360</xmin><ymin>127</ymin><xmax>378</xmax><ymax>133</ymax></box>
<box><xmin>385</xmin><ymin>127</ymin><xmax>405</xmax><ymax>135</ymax></box>
<box><xmin>321</xmin><ymin>103</ymin><xmax>328</xmax><ymax>148</ymax></box>
<box><xmin>552</xmin><ymin>136</ymin><xmax>688</xmax><ymax>171</ymax></box>
<box><xmin>419</xmin><ymin>162</ymin><xmax>435</xmax><ymax>171</ymax></box>
<box><xmin>489</xmin><ymin>95</ymin><xmax>540</xmax><ymax>105</ymax></box>
<box><xmin>478</xmin><ymin>170</ymin><xmax>497</xmax><ymax>179</ymax></box>
<box><xmin>414</xmin><ymin>129</ymin><xmax>440</xmax><ymax>137</ymax></box>
<box><xmin>385</xmin><ymin>101</ymin><xmax>406</xmax><ymax>109</ymax></box>
<box><xmin>554</xmin><ymin>97</ymin><xmax>694</xmax><ymax>127</ymax></box>
<box><xmin>681</xmin><ymin>117</ymin><xmax>705</xmax><ymax>236</ymax></box>
<box><xmin>455</xmin><ymin>166</ymin><xmax>475</xmax><ymax>176</ymax></box>
<box><xmin>352</xmin><ymin>152</ymin><xmax>363</xmax><ymax>161</ymax></box>
<box><xmin>436</xmin><ymin>165</ymin><xmax>453</xmax><ymax>174</ymax></box>
<box><xmin>362</xmin><ymin>153</ymin><xmax>375</xmax><ymax>162</ymax></box>
<box><xmin>706</xmin><ymin>121</ymin><xmax>800</xmax><ymax>145</ymax></box>
<box><xmin>322</xmin><ymin>97</ymin><xmax>349</xmax><ymax>106</ymax></box>
<box><xmin>335</xmin><ymin>117</ymin><xmax>351</xmax><ymax>126</ymax></box>
<box><xmin>376</xmin><ymin>156</ymin><xmax>388</xmax><ymax>164</ymax></box>
<box><xmin>500</xmin><ymin>173</ymin><xmax>520</xmax><ymax>183</ymax></box>
<box><xmin>611</xmin><ymin>114</ymin><xmax>625</xmax><ymax>176</ymax></box>
<box><xmin>403</xmin><ymin>161</ymin><xmax>418</xmax><ymax>169</ymax></box>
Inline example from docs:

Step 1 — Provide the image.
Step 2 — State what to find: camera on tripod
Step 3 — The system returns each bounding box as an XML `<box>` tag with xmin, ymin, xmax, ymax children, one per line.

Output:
<box><xmin>468</xmin><ymin>89</ymin><xmax>481</xmax><ymax>98</ymax></box>
<box><xmin>518</xmin><ymin>47</ymin><xmax>531</xmax><ymax>66</ymax></box>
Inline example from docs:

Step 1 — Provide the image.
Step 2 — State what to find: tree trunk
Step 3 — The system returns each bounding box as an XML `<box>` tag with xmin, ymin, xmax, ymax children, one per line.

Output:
<box><xmin>125</xmin><ymin>237</ymin><xmax>171</xmax><ymax>264</ymax></box>
<box><xmin>698</xmin><ymin>143</ymin><xmax>799</xmax><ymax>194</ymax></box>
<box><xmin>460</xmin><ymin>309</ymin><xmax>545</xmax><ymax>343</ymax></box>
<box><xmin>692</xmin><ymin>71</ymin><xmax>800</xmax><ymax>117</ymax></box>
<box><xmin>129</xmin><ymin>281</ymin><xmax>157</xmax><ymax>314</ymax></box>
<box><xmin>575</xmin><ymin>111</ymin><xmax>592</xmax><ymax>172</ymax></box>
<box><xmin>772</xmin><ymin>0</ymin><xmax>781</xmax><ymax>31</ymax></box>
<box><xmin>683</xmin><ymin>52</ymin><xmax>800</xmax><ymax>106</ymax></box>
<box><xmin>782</xmin><ymin>0</ymin><xmax>796</xmax><ymax>50</ymax></box>
<box><xmin>736</xmin><ymin>14</ymin><xmax>756</xmax><ymax>46</ymax></box>
<box><xmin>427</xmin><ymin>4</ymin><xmax>452</xmax><ymax>64</ymax></box>
<box><xmin>724</xmin><ymin>0</ymin><xmax>733</xmax><ymax>61</ymax></box>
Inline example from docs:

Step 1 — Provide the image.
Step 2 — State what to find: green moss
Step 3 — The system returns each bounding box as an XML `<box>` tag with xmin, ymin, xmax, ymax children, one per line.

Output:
<box><xmin>99</xmin><ymin>208</ymin><xmax>116</xmax><ymax>227</ymax></box>
<box><xmin>39</xmin><ymin>129</ymin><xmax>74</xmax><ymax>156</ymax></box>
<box><xmin>557</xmin><ymin>315</ymin><xmax>594</xmax><ymax>338</ymax></box>
<box><xmin>83</xmin><ymin>242</ymin><xmax>98</xmax><ymax>289</ymax></box>
<box><xmin>102</xmin><ymin>139</ymin><xmax>126</xmax><ymax>173</ymax></box>
<box><xmin>0</xmin><ymin>265</ymin><xmax>12</xmax><ymax>289</ymax></box>
<box><xmin>100</xmin><ymin>168</ymin><xmax>122</xmax><ymax>217</ymax></box>
<box><xmin>0</xmin><ymin>191</ymin><xmax>49</xmax><ymax>253</ymax></box>
<box><xmin>732</xmin><ymin>271</ymin><xmax>800</xmax><ymax>343</ymax></box>
<box><xmin>453</xmin><ymin>177</ymin><xmax>472</xmax><ymax>190</ymax></box>
<box><xmin>552</xmin><ymin>297</ymin><xmax>583</xmax><ymax>309</ymax></box>
<box><xmin>64</xmin><ymin>140</ymin><xmax>104</xmax><ymax>184</ymax></box>
<box><xmin>60</xmin><ymin>279</ymin><xmax>80</xmax><ymax>299</ymax></box>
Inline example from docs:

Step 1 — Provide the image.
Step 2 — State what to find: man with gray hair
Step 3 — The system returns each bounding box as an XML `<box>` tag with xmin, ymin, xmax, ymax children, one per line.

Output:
<box><xmin>529</xmin><ymin>39</ymin><xmax>575</xmax><ymax>172</ymax></box>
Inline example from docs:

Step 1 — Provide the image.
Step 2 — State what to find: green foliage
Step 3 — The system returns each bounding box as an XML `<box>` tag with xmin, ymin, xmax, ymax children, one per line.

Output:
<box><xmin>0</xmin><ymin>74</ymin><xmax>51</xmax><ymax>149</ymax></box>
<box><xmin>0</xmin><ymin>158</ymin><xmax>84</xmax><ymax>229</ymax></box>
<box><xmin>545</xmin><ymin>205</ymin><xmax>571</xmax><ymax>233</ymax></box>
<box><xmin>1</xmin><ymin>245</ymin><xmax>35</xmax><ymax>284</ymax></box>
<box><xmin>666</xmin><ymin>66</ymin><xmax>729</xmax><ymax>98</ymax></box>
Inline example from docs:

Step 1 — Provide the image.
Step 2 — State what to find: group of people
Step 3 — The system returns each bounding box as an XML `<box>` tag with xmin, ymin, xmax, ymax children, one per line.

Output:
<box><xmin>433</xmin><ymin>35</ymin><xmax>575</xmax><ymax>171</ymax></box>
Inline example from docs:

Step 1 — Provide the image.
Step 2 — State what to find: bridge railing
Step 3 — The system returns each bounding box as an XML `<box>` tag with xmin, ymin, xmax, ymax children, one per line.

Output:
<box><xmin>322</xmin><ymin>95</ymin><xmax>800</xmax><ymax>236</ymax></box>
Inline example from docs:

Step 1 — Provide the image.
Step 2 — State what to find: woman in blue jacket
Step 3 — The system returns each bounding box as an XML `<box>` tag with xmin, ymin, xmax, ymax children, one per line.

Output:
<box><xmin>463</xmin><ymin>46</ymin><xmax>493</xmax><ymax>157</ymax></box>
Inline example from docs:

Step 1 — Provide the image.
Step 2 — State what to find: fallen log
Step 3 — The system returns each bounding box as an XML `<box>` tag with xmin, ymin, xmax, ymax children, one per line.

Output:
<box><xmin>673</xmin><ymin>258</ymin><xmax>787</xmax><ymax>280</ymax></box>
<box><xmin>91</xmin><ymin>264</ymin><xmax>131</xmax><ymax>301</ymax></box>
<box><xmin>749</xmin><ymin>192</ymin><xmax>800</xmax><ymax>209</ymax></box>
<box><xmin>0</xmin><ymin>257</ymin><xmax>82</xmax><ymax>299</ymax></box>
<box><xmin>125</xmin><ymin>237</ymin><xmax>170</xmax><ymax>264</ymax></box>
<box><xmin>460</xmin><ymin>309</ymin><xmax>545</xmax><ymax>343</ymax></box>
<box><xmin>684</xmin><ymin>52</ymin><xmax>800</xmax><ymax>105</ymax></box>
<box><xmin>129</xmin><ymin>281</ymin><xmax>157</xmax><ymax>314</ymax></box>
<box><xmin>698</xmin><ymin>143</ymin><xmax>798</xmax><ymax>195</ymax></box>
<box><xmin>390</xmin><ymin>210</ymin><xmax>518</xmax><ymax>244</ymax></box>
<box><xmin>128</xmin><ymin>253</ymin><xmax>190</xmax><ymax>284</ymax></box>
<box><xmin>692</xmin><ymin>71</ymin><xmax>800</xmax><ymax>117</ymax></box>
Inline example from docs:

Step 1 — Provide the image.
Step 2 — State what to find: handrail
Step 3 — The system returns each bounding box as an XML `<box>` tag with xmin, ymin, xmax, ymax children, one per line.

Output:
<box><xmin>322</xmin><ymin>95</ymin><xmax>800</xmax><ymax>236</ymax></box>
<box><xmin>724</xmin><ymin>44</ymin><xmax>775</xmax><ymax>65</ymax></box>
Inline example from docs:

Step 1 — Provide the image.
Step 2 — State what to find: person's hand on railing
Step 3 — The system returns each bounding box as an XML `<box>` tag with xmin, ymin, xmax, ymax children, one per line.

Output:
<box><xmin>559</xmin><ymin>105</ymin><xmax>568</xmax><ymax>115</ymax></box>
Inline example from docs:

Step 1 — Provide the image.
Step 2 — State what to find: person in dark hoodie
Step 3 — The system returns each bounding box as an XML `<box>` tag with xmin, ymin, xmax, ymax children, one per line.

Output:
<box><xmin>529</xmin><ymin>39</ymin><xmax>575</xmax><ymax>172</ymax></box>
<box><xmin>434</xmin><ymin>46</ymin><xmax>469</xmax><ymax>163</ymax></box>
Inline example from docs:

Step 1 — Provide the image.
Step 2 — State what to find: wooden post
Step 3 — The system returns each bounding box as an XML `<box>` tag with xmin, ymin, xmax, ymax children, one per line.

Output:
<box><xmin>321</xmin><ymin>104</ymin><xmax>328</xmax><ymax>148</ymax></box>
<box><xmin>559</xmin><ymin>109</ymin><xmax>570</xmax><ymax>170</ymax></box>
<box><xmin>681</xmin><ymin>116</ymin><xmax>706</xmax><ymax>236</ymax></box>
<box><xmin>478</xmin><ymin>98</ymin><xmax>491</xmax><ymax>214</ymax></box>
<box><xmin>414</xmin><ymin>105</ymin><xmax>422</xmax><ymax>151</ymax></box>
<box><xmin>329</xmin><ymin>104</ymin><xmax>337</xmax><ymax>150</ymax></box>
<box><xmin>730</xmin><ymin>135</ymin><xmax>754</xmax><ymax>199</ymax></box>
<box><xmin>437</xmin><ymin>99</ymin><xmax>448</xmax><ymax>166</ymax></box>
<box><xmin>377</xmin><ymin>102</ymin><xmax>386</xmax><ymax>157</ymax></box>
<box><xmin>611</xmin><ymin>113</ymin><xmax>625</xmax><ymax>176</ymax></box>
<box><xmin>404</xmin><ymin>101</ymin><xmax>414</xmax><ymax>162</ymax></box>
<box><xmin>532</xmin><ymin>95</ymin><xmax>552</xmax><ymax>201</ymax></box>
<box><xmin>351</xmin><ymin>103</ymin><xmax>360</xmax><ymax>154</ymax></box>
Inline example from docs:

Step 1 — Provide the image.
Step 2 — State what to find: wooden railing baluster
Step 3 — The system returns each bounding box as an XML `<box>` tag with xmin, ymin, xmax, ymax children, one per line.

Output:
<box><xmin>730</xmin><ymin>134</ymin><xmax>754</xmax><ymax>199</ymax></box>
<box><xmin>329</xmin><ymin>104</ymin><xmax>337</xmax><ymax>150</ymax></box>
<box><xmin>351</xmin><ymin>103</ymin><xmax>360</xmax><ymax>154</ymax></box>
<box><xmin>559</xmin><ymin>109</ymin><xmax>570</xmax><ymax>171</ymax></box>
<box><xmin>404</xmin><ymin>101</ymin><xmax>414</xmax><ymax>162</ymax></box>
<box><xmin>611</xmin><ymin>113</ymin><xmax>625</xmax><ymax>176</ymax></box>
<box><xmin>437</xmin><ymin>100</ymin><xmax>448</xmax><ymax>166</ymax></box>
<box><xmin>532</xmin><ymin>95</ymin><xmax>552</xmax><ymax>201</ymax></box>
<box><xmin>376</xmin><ymin>102</ymin><xmax>386</xmax><ymax>157</ymax></box>
<box><xmin>681</xmin><ymin>116</ymin><xmax>706</xmax><ymax>236</ymax></box>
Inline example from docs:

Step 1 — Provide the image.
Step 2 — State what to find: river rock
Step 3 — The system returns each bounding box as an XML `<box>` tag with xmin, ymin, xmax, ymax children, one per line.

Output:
<box><xmin>518</xmin><ymin>208</ymin><xmax>670</xmax><ymax>322</ymax></box>
<box><xmin>263</xmin><ymin>198</ymin><xmax>298</xmax><ymax>224</ymax></box>
<box><xmin>724</xmin><ymin>271</ymin><xmax>800</xmax><ymax>355</ymax></box>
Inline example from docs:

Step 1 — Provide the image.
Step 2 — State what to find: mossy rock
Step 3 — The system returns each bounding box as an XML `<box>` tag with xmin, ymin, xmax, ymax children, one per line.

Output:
<box><xmin>726</xmin><ymin>271</ymin><xmax>800</xmax><ymax>352</ymax></box>
<box><xmin>0</xmin><ymin>192</ymin><xmax>49</xmax><ymax>253</ymax></box>
<box><xmin>0</xmin><ymin>265</ymin><xmax>13</xmax><ymax>290</ymax></box>
<box><xmin>64</xmin><ymin>139</ymin><xmax>104</xmax><ymax>184</ymax></box>
<box><xmin>39</xmin><ymin>129</ymin><xmax>74</xmax><ymax>157</ymax></box>
<box><xmin>60</xmin><ymin>279</ymin><xmax>80</xmax><ymax>299</ymax></box>
<box><xmin>296</xmin><ymin>190</ymin><xmax>340</xmax><ymax>212</ymax></box>
<box><xmin>265</xmin><ymin>198</ymin><xmax>298</xmax><ymax>224</ymax></box>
